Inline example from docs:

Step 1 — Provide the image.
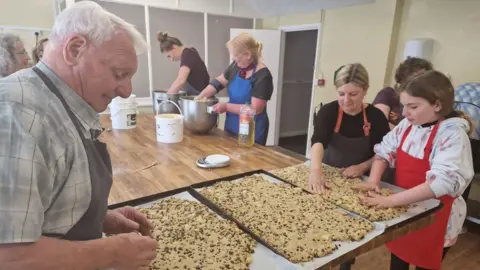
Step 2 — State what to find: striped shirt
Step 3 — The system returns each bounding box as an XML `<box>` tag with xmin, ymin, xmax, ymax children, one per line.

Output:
<box><xmin>454</xmin><ymin>82</ymin><xmax>480</xmax><ymax>140</ymax></box>
<box><xmin>0</xmin><ymin>62</ymin><xmax>100</xmax><ymax>243</ymax></box>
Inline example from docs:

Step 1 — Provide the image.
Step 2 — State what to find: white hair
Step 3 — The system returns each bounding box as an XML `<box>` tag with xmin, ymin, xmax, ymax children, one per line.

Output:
<box><xmin>50</xmin><ymin>1</ymin><xmax>148</xmax><ymax>55</ymax></box>
<box><xmin>0</xmin><ymin>33</ymin><xmax>20</xmax><ymax>77</ymax></box>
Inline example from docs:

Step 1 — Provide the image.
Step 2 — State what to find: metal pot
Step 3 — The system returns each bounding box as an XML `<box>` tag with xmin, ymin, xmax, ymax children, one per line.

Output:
<box><xmin>179</xmin><ymin>96</ymin><xmax>219</xmax><ymax>134</ymax></box>
<box><xmin>152</xmin><ymin>90</ymin><xmax>186</xmax><ymax>114</ymax></box>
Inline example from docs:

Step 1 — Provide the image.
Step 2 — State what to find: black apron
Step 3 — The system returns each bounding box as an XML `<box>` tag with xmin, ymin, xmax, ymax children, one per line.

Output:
<box><xmin>33</xmin><ymin>67</ymin><xmax>113</xmax><ymax>241</ymax></box>
<box><xmin>323</xmin><ymin>104</ymin><xmax>372</xmax><ymax>168</ymax></box>
<box><xmin>322</xmin><ymin>104</ymin><xmax>395</xmax><ymax>184</ymax></box>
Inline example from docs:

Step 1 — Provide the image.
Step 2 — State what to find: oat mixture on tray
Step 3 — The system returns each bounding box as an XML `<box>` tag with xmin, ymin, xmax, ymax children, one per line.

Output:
<box><xmin>199</xmin><ymin>175</ymin><xmax>374</xmax><ymax>263</ymax></box>
<box><xmin>139</xmin><ymin>198</ymin><xmax>256</xmax><ymax>270</ymax></box>
<box><xmin>270</xmin><ymin>164</ymin><xmax>409</xmax><ymax>221</ymax></box>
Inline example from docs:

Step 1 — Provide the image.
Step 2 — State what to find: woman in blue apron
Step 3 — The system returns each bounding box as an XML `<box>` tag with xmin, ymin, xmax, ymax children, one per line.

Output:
<box><xmin>309</xmin><ymin>63</ymin><xmax>390</xmax><ymax>270</ymax></box>
<box><xmin>196</xmin><ymin>33</ymin><xmax>274</xmax><ymax>145</ymax></box>
<box><xmin>157</xmin><ymin>32</ymin><xmax>210</xmax><ymax>95</ymax></box>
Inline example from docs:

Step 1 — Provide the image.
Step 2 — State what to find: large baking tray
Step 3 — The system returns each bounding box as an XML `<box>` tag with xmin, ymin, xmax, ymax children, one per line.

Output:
<box><xmin>278</xmin><ymin>161</ymin><xmax>443</xmax><ymax>230</ymax></box>
<box><xmin>108</xmin><ymin>184</ymin><xmax>299</xmax><ymax>269</ymax></box>
<box><xmin>190</xmin><ymin>170</ymin><xmax>385</xmax><ymax>270</ymax></box>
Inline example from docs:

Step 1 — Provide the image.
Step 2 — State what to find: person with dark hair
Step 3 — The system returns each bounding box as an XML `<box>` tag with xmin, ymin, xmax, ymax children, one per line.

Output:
<box><xmin>32</xmin><ymin>38</ymin><xmax>48</xmax><ymax>64</ymax></box>
<box><xmin>157</xmin><ymin>32</ymin><xmax>209</xmax><ymax>95</ymax></box>
<box><xmin>356</xmin><ymin>70</ymin><xmax>474</xmax><ymax>270</ymax></box>
<box><xmin>373</xmin><ymin>57</ymin><xmax>433</xmax><ymax>129</ymax></box>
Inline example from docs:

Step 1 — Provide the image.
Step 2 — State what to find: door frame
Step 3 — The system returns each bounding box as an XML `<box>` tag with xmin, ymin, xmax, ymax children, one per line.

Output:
<box><xmin>278</xmin><ymin>23</ymin><xmax>322</xmax><ymax>158</ymax></box>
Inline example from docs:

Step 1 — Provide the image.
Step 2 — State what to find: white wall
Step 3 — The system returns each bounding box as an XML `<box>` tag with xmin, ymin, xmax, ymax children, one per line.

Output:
<box><xmin>80</xmin><ymin>0</ymin><xmax>262</xmax><ymax>18</ymax></box>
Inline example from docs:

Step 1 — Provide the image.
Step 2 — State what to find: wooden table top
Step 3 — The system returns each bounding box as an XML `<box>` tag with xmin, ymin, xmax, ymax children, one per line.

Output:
<box><xmin>100</xmin><ymin>114</ymin><xmax>304</xmax><ymax>205</ymax></box>
<box><xmin>99</xmin><ymin>113</ymin><xmax>437</xmax><ymax>269</ymax></box>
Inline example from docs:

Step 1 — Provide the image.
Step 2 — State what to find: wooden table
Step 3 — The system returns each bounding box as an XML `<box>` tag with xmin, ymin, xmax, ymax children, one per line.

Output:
<box><xmin>99</xmin><ymin>114</ymin><xmax>437</xmax><ymax>269</ymax></box>
<box><xmin>100</xmin><ymin>114</ymin><xmax>303</xmax><ymax>205</ymax></box>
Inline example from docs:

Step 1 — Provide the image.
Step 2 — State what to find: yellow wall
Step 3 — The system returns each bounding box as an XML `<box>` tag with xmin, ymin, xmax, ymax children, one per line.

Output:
<box><xmin>261</xmin><ymin>0</ymin><xmax>480</xmax><ymax>106</ymax></box>
<box><xmin>390</xmin><ymin>0</ymin><xmax>480</xmax><ymax>87</ymax></box>
<box><xmin>0</xmin><ymin>0</ymin><xmax>54</xmax><ymax>64</ymax></box>
<box><xmin>261</xmin><ymin>0</ymin><xmax>399</xmax><ymax>106</ymax></box>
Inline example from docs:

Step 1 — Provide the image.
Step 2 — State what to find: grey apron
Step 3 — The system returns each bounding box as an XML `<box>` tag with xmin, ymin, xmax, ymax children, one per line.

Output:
<box><xmin>322</xmin><ymin>104</ymin><xmax>395</xmax><ymax>184</ymax></box>
<box><xmin>182</xmin><ymin>81</ymin><xmax>200</xmax><ymax>96</ymax></box>
<box><xmin>34</xmin><ymin>67</ymin><xmax>113</xmax><ymax>241</ymax></box>
<box><xmin>323</xmin><ymin>105</ymin><xmax>372</xmax><ymax>168</ymax></box>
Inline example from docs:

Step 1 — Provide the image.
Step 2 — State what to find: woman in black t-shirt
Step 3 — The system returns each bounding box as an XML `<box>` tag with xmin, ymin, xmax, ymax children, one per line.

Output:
<box><xmin>310</xmin><ymin>63</ymin><xmax>390</xmax><ymax>192</ymax></box>
<box><xmin>310</xmin><ymin>64</ymin><xmax>390</xmax><ymax>270</ymax></box>
<box><xmin>157</xmin><ymin>32</ymin><xmax>209</xmax><ymax>95</ymax></box>
<box><xmin>373</xmin><ymin>57</ymin><xmax>433</xmax><ymax>129</ymax></box>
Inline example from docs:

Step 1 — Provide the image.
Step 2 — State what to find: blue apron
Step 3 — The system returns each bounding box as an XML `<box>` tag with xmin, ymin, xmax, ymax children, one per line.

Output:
<box><xmin>224</xmin><ymin>66</ymin><xmax>269</xmax><ymax>145</ymax></box>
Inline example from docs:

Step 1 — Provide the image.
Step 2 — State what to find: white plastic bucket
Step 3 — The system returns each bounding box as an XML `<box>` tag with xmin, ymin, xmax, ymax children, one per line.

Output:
<box><xmin>110</xmin><ymin>95</ymin><xmax>138</xmax><ymax>130</ymax></box>
<box><xmin>156</xmin><ymin>100</ymin><xmax>184</xmax><ymax>143</ymax></box>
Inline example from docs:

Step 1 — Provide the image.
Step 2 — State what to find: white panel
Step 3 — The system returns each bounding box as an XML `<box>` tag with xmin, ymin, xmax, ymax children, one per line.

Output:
<box><xmin>98</xmin><ymin>0</ymin><xmax>176</xmax><ymax>9</ymax></box>
<box><xmin>230</xmin><ymin>28</ymin><xmax>285</xmax><ymax>146</ymax></box>
<box><xmin>244</xmin><ymin>0</ymin><xmax>374</xmax><ymax>17</ymax></box>
<box><xmin>95</xmin><ymin>0</ymin><xmax>259</xmax><ymax>18</ymax></box>
<box><xmin>179</xmin><ymin>0</ymin><xmax>230</xmax><ymax>15</ymax></box>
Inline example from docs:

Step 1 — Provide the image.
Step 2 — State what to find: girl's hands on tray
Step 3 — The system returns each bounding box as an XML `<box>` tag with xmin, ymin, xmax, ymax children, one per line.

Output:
<box><xmin>361</xmin><ymin>192</ymin><xmax>395</xmax><ymax>209</ymax></box>
<box><xmin>341</xmin><ymin>164</ymin><xmax>367</xmax><ymax>178</ymax></box>
<box><xmin>352</xmin><ymin>181</ymin><xmax>381</xmax><ymax>193</ymax></box>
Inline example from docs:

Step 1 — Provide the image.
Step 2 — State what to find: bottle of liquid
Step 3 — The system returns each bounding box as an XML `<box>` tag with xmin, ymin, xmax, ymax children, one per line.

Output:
<box><xmin>238</xmin><ymin>102</ymin><xmax>256</xmax><ymax>147</ymax></box>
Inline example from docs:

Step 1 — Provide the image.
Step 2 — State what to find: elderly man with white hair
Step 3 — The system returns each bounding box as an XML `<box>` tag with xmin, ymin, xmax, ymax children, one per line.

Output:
<box><xmin>0</xmin><ymin>1</ymin><xmax>157</xmax><ymax>270</ymax></box>
<box><xmin>0</xmin><ymin>33</ymin><xmax>30</xmax><ymax>77</ymax></box>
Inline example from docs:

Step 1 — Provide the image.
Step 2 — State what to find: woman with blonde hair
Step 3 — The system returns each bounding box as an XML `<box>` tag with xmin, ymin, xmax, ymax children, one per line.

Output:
<box><xmin>357</xmin><ymin>70</ymin><xmax>474</xmax><ymax>270</ymax></box>
<box><xmin>197</xmin><ymin>33</ymin><xmax>273</xmax><ymax>145</ymax></box>
<box><xmin>309</xmin><ymin>64</ymin><xmax>390</xmax><ymax>270</ymax></box>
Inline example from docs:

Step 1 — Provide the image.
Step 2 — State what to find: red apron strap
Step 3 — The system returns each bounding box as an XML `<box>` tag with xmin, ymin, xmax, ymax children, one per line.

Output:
<box><xmin>334</xmin><ymin>106</ymin><xmax>343</xmax><ymax>133</ymax></box>
<box><xmin>399</xmin><ymin>125</ymin><xmax>413</xmax><ymax>149</ymax></box>
<box><xmin>424</xmin><ymin>120</ymin><xmax>442</xmax><ymax>160</ymax></box>
<box><xmin>362</xmin><ymin>104</ymin><xmax>371</xmax><ymax>136</ymax></box>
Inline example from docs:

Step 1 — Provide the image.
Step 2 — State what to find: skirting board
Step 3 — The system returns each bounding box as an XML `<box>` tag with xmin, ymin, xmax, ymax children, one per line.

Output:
<box><xmin>280</xmin><ymin>130</ymin><xmax>308</xmax><ymax>138</ymax></box>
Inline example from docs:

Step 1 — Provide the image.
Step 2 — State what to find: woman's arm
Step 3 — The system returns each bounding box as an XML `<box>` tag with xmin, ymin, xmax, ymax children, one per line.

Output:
<box><xmin>309</xmin><ymin>143</ymin><xmax>327</xmax><ymax>193</ymax></box>
<box><xmin>375</xmin><ymin>104</ymin><xmax>395</xmax><ymax>129</ymax></box>
<box><xmin>223</xmin><ymin>97</ymin><xmax>267</xmax><ymax>115</ymax></box>
<box><xmin>167</xmin><ymin>66</ymin><xmax>191</xmax><ymax>94</ymax></box>
<box><xmin>375</xmin><ymin>104</ymin><xmax>391</xmax><ymax>120</ymax></box>
<box><xmin>197</xmin><ymin>74</ymin><xmax>228</xmax><ymax>99</ymax></box>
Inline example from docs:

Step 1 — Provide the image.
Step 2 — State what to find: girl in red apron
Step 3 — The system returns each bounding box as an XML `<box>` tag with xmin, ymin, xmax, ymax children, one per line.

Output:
<box><xmin>357</xmin><ymin>70</ymin><xmax>474</xmax><ymax>270</ymax></box>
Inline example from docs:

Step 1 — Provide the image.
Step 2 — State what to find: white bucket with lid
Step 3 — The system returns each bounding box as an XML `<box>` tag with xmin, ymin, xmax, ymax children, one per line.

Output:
<box><xmin>156</xmin><ymin>100</ymin><xmax>184</xmax><ymax>143</ymax></box>
<box><xmin>110</xmin><ymin>95</ymin><xmax>138</xmax><ymax>130</ymax></box>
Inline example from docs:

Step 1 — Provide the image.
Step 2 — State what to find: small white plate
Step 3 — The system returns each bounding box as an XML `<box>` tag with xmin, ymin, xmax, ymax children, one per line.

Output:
<box><xmin>205</xmin><ymin>154</ymin><xmax>230</xmax><ymax>165</ymax></box>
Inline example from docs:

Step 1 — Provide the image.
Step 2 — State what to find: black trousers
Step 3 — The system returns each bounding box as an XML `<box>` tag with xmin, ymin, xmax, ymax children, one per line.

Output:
<box><xmin>390</xmin><ymin>247</ymin><xmax>450</xmax><ymax>270</ymax></box>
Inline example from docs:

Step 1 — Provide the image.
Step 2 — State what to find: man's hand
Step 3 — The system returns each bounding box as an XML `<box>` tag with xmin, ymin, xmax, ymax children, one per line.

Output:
<box><xmin>110</xmin><ymin>233</ymin><xmax>157</xmax><ymax>270</ymax></box>
<box><xmin>104</xmin><ymin>207</ymin><xmax>153</xmax><ymax>237</ymax></box>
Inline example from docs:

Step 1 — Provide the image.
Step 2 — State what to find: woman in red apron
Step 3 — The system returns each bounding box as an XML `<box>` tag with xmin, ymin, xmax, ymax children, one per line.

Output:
<box><xmin>357</xmin><ymin>70</ymin><xmax>474</xmax><ymax>270</ymax></box>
